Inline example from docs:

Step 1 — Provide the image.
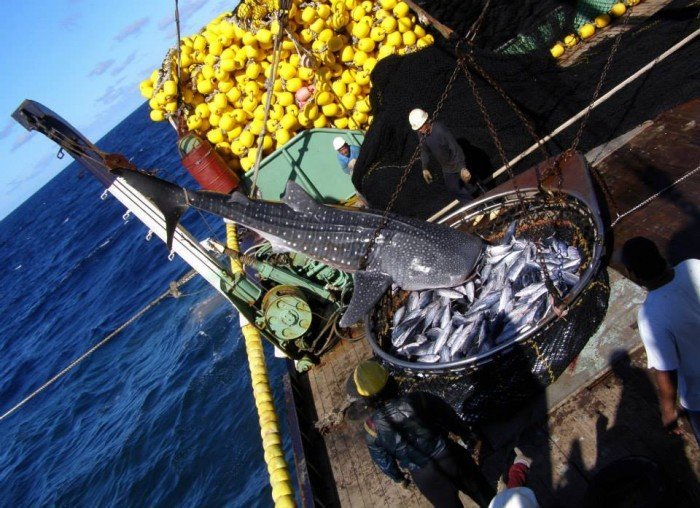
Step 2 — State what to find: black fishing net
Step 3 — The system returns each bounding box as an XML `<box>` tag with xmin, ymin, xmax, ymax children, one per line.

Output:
<box><xmin>367</xmin><ymin>186</ymin><xmax>611</xmax><ymax>423</ymax></box>
<box><xmin>352</xmin><ymin>0</ymin><xmax>700</xmax><ymax>220</ymax></box>
<box><xmin>414</xmin><ymin>0</ymin><xmax>619</xmax><ymax>53</ymax></box>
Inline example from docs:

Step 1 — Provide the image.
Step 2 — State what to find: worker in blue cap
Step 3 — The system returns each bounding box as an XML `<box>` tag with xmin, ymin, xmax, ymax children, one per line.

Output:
<box><xmin>353</xmin><ymin>360</ymin><xmax>495</xmax><ymax>507</ymax></box>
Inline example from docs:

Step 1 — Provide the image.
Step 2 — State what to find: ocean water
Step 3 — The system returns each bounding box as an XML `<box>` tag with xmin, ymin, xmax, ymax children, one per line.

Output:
<box><xmin>0</xmin><ymin>103</ymin><xmax>294</xmax><ymax>507</ymax></box>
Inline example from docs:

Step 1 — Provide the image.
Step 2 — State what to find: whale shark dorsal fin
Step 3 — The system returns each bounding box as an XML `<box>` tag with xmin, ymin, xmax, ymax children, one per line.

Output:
<box><xmin>339</xmin><ymin>271</ymin><xmax>392</xmax><ymax>328</ymax></box>
<box><xmin>227</xmin><ymin>191</ymin><xmax>250</xmax><ymax>205</ymax></box>
<box><xmin>282</xmin><ymin>180</ymin><xmax>324</xmax><ymax>218</ymax></box>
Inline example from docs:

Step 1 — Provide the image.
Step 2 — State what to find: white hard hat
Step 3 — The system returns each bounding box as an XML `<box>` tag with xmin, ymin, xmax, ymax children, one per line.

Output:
<box><xmin>333</xmin><ymin>136</ymin><xmax>347</xmax><ymax>151</ymax></box>
<box><xmin>488</xmin><ymin>487</ymin><xmax>540</xmax><ymax>508</ymax></box>
<box><xmin>409</xmin><ymin>108</ymin><xmax>429</xmax><ymax>130</ymax></box>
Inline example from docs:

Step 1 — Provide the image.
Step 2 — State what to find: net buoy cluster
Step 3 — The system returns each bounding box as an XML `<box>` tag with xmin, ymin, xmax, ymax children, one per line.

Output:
<box><xmin>140</xmin><ymin>0</ymin><xmax>434</xmax><ymax>172</ymax></box>
<box><xmin>550</xmin><ymin>0</ymin><xmax>640</xmax><ymax>59</ymax></box>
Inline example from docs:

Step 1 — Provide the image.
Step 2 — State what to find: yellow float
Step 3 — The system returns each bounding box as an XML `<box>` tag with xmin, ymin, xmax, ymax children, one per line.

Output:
<box><xmin>142</xmin><ymin>0</ymin><xmax>435</xmax><ymax>170</ymax></box>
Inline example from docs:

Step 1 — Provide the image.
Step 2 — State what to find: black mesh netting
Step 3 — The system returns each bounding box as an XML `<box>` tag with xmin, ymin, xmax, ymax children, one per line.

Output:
<box><xmin>366</xmin><ymin>188</ymin><xmax>610</xmax><ymax>423</ymax></box>
<box><xmin>352</xmin><ymin>0</ymin><xmax>700</xmax><ymax>220</ymax></box>
<box><xmin>413</xmin><ymin>0</ymin><xmax>617</xmax><ymax>52</ymax></box>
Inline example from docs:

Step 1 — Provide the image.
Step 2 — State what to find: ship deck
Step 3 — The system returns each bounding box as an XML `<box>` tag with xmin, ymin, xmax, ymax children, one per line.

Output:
<box><xmin>283</xmin><ymin>95</ymin><xmax>699</xmax><ymax>507</ymax></box>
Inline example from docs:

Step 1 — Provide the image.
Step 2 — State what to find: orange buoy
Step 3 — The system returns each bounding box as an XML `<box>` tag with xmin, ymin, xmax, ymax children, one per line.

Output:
<box><xmin>178</xmin><ymin>133</ymin><xmax>239</xmax><ymax>193</ymax></box>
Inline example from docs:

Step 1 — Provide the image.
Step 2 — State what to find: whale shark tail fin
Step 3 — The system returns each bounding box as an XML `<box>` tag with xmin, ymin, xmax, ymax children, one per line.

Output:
<box><xmin>112</xmin><ymin>168</ymin><xmax>190</xmax><ymax>252</ymax></box>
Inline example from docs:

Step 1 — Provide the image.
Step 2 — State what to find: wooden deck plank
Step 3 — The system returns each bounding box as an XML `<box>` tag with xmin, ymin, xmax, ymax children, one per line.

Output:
<box><xmin>600</xmin><ymin>99</ymin><xmax>700</xmax><ymax>266</ymax></box>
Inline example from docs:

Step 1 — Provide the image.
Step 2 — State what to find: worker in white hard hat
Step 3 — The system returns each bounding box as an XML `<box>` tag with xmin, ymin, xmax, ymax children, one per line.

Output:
<box><xmin>353</xmin><ymin>361</ymin><xmax>496</xmax><ymax>507</ymax></box>
<box><xmin>409</xmin><ymin>108</ymin><xmax>475</xmax><ymax>202</ymax></box>
<box><xmin>333</xmin><ymin>136</ymin><xmax>361</xmax><ymax>175</ymax></box>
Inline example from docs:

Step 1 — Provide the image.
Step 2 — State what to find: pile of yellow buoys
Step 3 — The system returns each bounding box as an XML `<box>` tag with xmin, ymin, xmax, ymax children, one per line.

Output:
<box><xmin>549</xmin><ymin>0</ymin><xmax>640</xmax><ymax>59</ymax></box>
<box><xmin>140</xmin><ymin>0</ymin><xmax>434</xmax><ymax>172</ymax></box>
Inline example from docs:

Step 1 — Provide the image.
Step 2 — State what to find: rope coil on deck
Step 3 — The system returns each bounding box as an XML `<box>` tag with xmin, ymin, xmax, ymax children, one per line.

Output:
<box><xmin>225</xmin><ymin>223</ymin><xmax>296</xmax><ymax>508</ymax></box>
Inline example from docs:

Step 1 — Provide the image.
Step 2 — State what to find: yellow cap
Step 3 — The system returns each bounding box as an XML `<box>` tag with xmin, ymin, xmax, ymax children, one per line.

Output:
<box><xmin>353</xmin><ymin>361</ymin><xmax>389</xmax><ymax>397</ymax></box>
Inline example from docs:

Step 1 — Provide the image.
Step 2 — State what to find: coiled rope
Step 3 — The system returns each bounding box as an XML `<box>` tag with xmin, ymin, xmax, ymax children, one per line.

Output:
<box><xmin>0</xmin><ymin>269</ymin><xmax>198</xmax><ymax>423</ymax></box>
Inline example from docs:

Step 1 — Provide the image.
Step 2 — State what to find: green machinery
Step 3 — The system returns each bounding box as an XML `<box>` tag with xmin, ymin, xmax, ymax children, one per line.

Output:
<box><xmin>207</xmin><ymin>238</ymin><xmax>354</xmax><ymax>372</ymax></box>
<box><xmin>204</xmin><ymin>127</ymin><xmax>364</xmax><ymax>371</ymax></box>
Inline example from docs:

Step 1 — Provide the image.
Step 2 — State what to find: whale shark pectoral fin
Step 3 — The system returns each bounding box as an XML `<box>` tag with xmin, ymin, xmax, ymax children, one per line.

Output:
<box><xmin>338</xmin><ymin>271</ymin><xmax>392</xmax><ymax>328</ymax></box>
<box><xmin>282</xmin><ymin>180</ymin><xmax>324</xmax><ymax>219</ymax></box>
<box><xmin>227</xmin><ymin>191</ymin><xmax>250</xmax><ymax>205</ymax></box>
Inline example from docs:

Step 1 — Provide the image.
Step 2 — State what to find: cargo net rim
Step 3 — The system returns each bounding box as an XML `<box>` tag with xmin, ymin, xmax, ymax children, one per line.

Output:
<box><xmin>365</xmin><ymin>188</ymin><xmax>605</xmax><ymax>374</ymax></box>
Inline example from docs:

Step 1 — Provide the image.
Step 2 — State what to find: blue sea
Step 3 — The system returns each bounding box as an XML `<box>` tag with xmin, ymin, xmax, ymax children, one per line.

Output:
<box><xmin>0</xmin><ymin>102</ymin><xmax>294</xmax><ymax>507</ymax></box>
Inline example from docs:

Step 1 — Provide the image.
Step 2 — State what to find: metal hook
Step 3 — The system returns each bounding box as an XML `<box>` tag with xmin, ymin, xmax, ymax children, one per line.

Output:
<box><xmin>122</xmin><ymin>211</ymin><xmax>131</xmax><ymax>221</ymax></box>
<box><xmin>145</xmin><ymin>230</ymin><xmax>153</xmax><ymax>241</ymax></box>
<box><xmin>168</xmin><ymin>251</ymin><xmax>176</xmax><ymax>262</ymax></box>
<box><xmin>100</xmin><ymin>190</ymin><xmax>110</xmax><ymax>201</ymax></box>
<box><xmin>57</xmin><ymin>148</ymin><xmax>65</xmax><ymax>159</ymax></box>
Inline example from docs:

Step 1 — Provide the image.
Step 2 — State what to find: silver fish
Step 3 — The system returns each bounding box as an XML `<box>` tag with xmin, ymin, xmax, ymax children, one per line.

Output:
<box><xmin>397</xmin><ymin>334</ymin><xmax>427</xmax><ymax>354</ymax></box>
<box><xmin>432</xmin><ymin>325</ymin><xmax>452</xmax><ymax>355</ymax></box>
<box><xmin>462</xmin><ymin>280</ymin><xmax>475</xmax><ymax>303</ymax></box>
<box><xmin>392</xmin><ymin>306</ymin><xmax>406</xmax><ymax>327</ymax></box>
<box><xmin>487</xmin><ymin>243</ymin><xmax>513</xmax><ymax>257</ymax></box>
<box><xmin>436</xmin><ymin>288</ymin><xmax>465</xmax><ymax>299</ymax></box>
<box><xmin>446</xmin><ymin>324</ymin><xmax>464</xmax><ymax>349</ymax></box>
<box><xmin>450</xmin><ymin>319</ymin><xmax>479</xmax><ymax>357</ymax></box>
<box><xmin>406</xmin><ymin>291</ymin><xmax>421</xmax><ymax>312</ymax></box>
<box><xmin>392</xmin><ymin>315</ymin><xmax>423</xmax><ymax>347</ymax></box>
<box><xmin>514</xmin><ymin>282</ymin><xmax>546</xmax><ymax>300</ymax></box>
<box><xmin>418</xmin><ymin>290</ymin><xmax>433</xmax><ymax>309</ymax></box>
<box><xmin>425</xmin><ymin>327</ymin><xmax>442</xmax><ymax>341</ymax></box>
<box><xmin>438</xmin><ymin>305</ymin><xmax>452</xmax><ymax>330</ymax></box>
<box><xmin>422</xmin><ymin>301</ymin><xmax>442</xmax><ymax>331</ymax></box>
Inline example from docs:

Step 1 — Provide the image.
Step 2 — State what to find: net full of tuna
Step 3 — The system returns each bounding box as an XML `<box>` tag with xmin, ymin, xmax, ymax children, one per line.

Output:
<box><xmin>366</xmin><ymin>161</ymin><xmax>608</xmax><ymax>377</ymax></box>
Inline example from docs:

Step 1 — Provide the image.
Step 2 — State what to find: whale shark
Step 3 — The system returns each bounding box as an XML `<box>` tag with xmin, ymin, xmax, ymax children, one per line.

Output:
<box><xmin>111</xmin><ymin>168</ymin><xmax>484</xmax><ymax>327</ymax></box>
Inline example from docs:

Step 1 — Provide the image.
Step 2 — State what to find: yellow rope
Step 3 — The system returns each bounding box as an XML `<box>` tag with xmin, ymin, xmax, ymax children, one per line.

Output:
<box><xmin>226</xmin><ymin>223</ymin><xmax>296</xmax><ymax>508</ymax></box>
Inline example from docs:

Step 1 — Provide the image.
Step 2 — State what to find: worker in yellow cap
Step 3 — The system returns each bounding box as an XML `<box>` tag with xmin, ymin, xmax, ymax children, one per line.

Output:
<box><xmin>353</xmin><ymin>360</ymin><xmax>495</xmax><ymax>507</ymax></box>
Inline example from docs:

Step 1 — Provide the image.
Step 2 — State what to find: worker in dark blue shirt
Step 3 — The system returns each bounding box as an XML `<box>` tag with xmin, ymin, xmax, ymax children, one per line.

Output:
<box><xmin>333</xmin><ymin>136</ymin><xmax>361</xmax><ymax>175</ymax></box>
<box><xmin>409</xmin><ymin>108</ymin><xmax>475</xmax><ymax>202</ymax></box>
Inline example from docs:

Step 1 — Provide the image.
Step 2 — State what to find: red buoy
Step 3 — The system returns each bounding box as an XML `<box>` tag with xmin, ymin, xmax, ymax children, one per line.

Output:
<box><xmin>178</xmin><ymin>133</ymin><xmax>239</xmax><ymax>193</ymax></box>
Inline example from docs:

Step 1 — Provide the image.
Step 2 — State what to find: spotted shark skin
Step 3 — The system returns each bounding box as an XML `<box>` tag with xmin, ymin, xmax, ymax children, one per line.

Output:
<box><xmin>112</xmin><ymin>168</ymin><xmax>484</xmax><ymax>327</ymax></box>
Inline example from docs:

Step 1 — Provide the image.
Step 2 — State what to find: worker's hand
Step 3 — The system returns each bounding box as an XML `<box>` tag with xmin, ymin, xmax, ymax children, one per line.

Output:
<box><xmin>422</xmin><ymin>169</ymin><xmax>433</xmax><ymax>184</ymax></box>
<box><xmin>460</xmin><ymin>168</ymin><xmax>472</xmax><ymax>183</ymax></box>
<box><xmin>348</xmin><ymin>159</ymin><xmax>356</xmax><ymax>171</ymax></box>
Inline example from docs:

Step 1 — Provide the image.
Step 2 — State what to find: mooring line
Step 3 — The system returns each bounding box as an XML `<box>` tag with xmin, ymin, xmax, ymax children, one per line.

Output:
<box><xmin>0</xmin><ymin>269</ymin><xmax>197</xmax><ymax>423</ymax></box>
